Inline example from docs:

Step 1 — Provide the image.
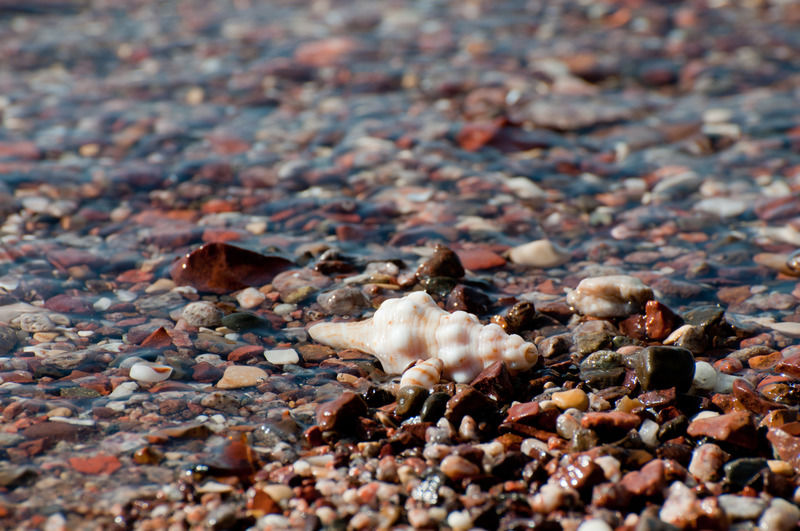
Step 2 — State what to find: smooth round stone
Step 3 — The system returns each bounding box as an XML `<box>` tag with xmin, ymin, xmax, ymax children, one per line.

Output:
<box><xmin>264</xmin><ymin>348</ymin><xmax>300</xmax><ymax>365</ymax></box>
<box><xmin>440</xmin><ymin>455</ymin><xmax>480</xmax><ymax>480</ymax></box>
<box><xmin>129</xmin><ymin>362</ymin><xmax>173</xmax><ymax>383</ymax></box>
<box><xmin>216</xmin><ymin>365</ymin><xmax>268</xmax><ymax>389</ymax></box>
<box><xmin>181</xmin><ymin>301</ymin><xmax>223</xmax><ymax>328</ymax></box>
<box><xmin>692</xmin><ymin>361</ymin><xmax>717</xmax><ymax>392</ymax></box>
<box><xmin>419</xmin><ymin>392</ymin><xmax>450</xmax><ymax>423</ymax></box>
<box><xmin>316</xmin><ymin>286</ymin><xmax>369</xmax><ymax>316</ymax></box>
<box><xmin>236</xmin><ymin>287</ymin><xmax>265</xmax><ymax>309</ymax></box>
<box><xmin>221</xmin><ymin>312</ymin><xmax>270</xmax><ymax>332</ymax></box>
<box><xmin>395</xmin><ymin>386</ymin><xmax>428</xmax><ymax>417</ymax></box>
<box><xmin>508</xmin><ymin>239</ymin><xmax>569</xmax><ymax>268</ymax></box>
<box><xmin>577</xmin><ymin>519</ymin><xmax>613</xmax><ymax>531</ymax></box>
<box><xmin>714</xmin><ymin>373</ymin><xmax>740</xmax><ymax>394</ymax></box>
<box><xmin>551</xmin><ymin>389</ymin><xmax>589</xmax><ymax>411</ymax></box>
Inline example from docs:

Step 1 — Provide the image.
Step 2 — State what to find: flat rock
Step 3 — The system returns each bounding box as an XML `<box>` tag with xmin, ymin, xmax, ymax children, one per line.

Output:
<box><xmin>687</xmin><ymin>411</ymin><xmax>757</xmax><ymax>449</ymax></box>
<box><xmin>170</xmin><ymin>242</ymin><xmax>293</xmax><ymax>294</ymax></box>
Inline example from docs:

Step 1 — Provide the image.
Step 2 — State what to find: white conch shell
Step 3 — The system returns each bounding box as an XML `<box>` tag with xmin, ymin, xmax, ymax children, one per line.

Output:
<box><xmin>308</xmin><ymin>291</ymin><xmax>538</xmax><ymax>383</ymax></box>
<box><xmin>400</xmin><ymin>358</ymin><xmax>443</xmax><ymax>389</ymax></box>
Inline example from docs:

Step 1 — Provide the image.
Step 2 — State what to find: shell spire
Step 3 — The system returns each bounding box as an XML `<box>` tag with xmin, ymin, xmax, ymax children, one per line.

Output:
<box><xmin>308</xmin><ymin>291</ymin><xmax>538</xmax><ymax>385</ymax></box>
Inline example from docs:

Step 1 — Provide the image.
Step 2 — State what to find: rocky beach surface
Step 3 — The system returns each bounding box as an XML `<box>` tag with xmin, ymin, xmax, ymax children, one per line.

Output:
<box><xmin>1</xmin><ymin>0</ymin><xmax>800</xmax><ymax>529</ymax></box>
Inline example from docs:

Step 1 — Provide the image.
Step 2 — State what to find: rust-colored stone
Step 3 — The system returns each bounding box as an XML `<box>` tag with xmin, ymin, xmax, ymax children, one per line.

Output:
<box><xmin>687</xmin><ymin>411</ymin><xmax>757</xmax><ymax>449</ymax></box>
<box><xmin>170</xmin><ymin>242</ymin><xmax>294</xmax><ymax>294</ymax></box>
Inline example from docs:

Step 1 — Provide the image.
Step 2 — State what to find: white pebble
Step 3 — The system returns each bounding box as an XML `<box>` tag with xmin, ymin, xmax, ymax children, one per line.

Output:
<box><xmin>594</xmin><ymin>455</ymin><xmax>621</xmax><ymax>482</ymax></box>
<box><xmin>264</xmin><ymin>348</ymin><xmax>300</xmax><ymax>365</ymax></box>
<box><xmin>273</xmin><ymin>303</ymin><xmax>296</xmax><ymax>316</ymax></box>
<box><xmin>93</xmin><ymin>297</ymin><xmax>112</xmax><ymax>311</ymax></box>
<box><xmin>129</xmin><ymin>362</ymin><xmax>173</xmax><ymax>383</ymax></box>
<box><xmin>447</xmin><ymin>510</ymin><xmax>473</xmax><ymax>531</ymax></box>
<box><xmin>692</xmin><ymin>361</ymin><xmax>717</xmax><ymax>392</ymax></box>
<box><xmin>638</xmin><ymin>418</ymin><xmax>660</xmax><ymax>448</ymax></box>
<box><xmin>577</xmin><ymin>519</ymin><xmax>613</xmax><ymax>531</ymax></box>
<box><xmin>108</xmin><ymin>381</ymin><xmax>139</xmax><ymax>400</ymax></box>
<box><xmin>718</xmin><ymin>494</ymin><xmax>766</xmax><ymax>521</ymax></box>
<box><xmin>508</xmin><ymin>239</ymin><xmax>569</xmax><ymax>268</ymax></box>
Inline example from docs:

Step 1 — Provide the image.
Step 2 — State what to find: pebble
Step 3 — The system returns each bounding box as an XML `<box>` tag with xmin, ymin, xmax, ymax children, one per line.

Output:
<box><xmin>235</xmin><ymin>287</ymin><xmax>265</xmax><ymax>309</ymax></box>
<box><xmin>16</xmin><ymin>312</ymin><xmax>56</xmax><ymax>332</ymax></box>
<box><xmin>507</xmin><ymin>239</ymin><xmax>569</xmax><ymax>268</ymax></box>
<box><xmin>181</xmin><ymin>301</ymin><xmax>223</xmax><ymax>327</ymax></box>
<box><xmin>129</xmin><ymin>362</ymin><xmax>173</xmax><ymax>383</ymax></box>
<box><xmin>688</xmin><ymin>443</ymin><xmax>728</xmax><ymax>482</ymax></box>
<box><xmin>415</xmin><ymin>243</ymin><xmax>464</xmax><ymax>279</ymax></box>
<box><xmin>216</xmin><ymin>365</ymin><xmax>268</xmax><ymax>389</ymax></box>
<box><xmin>551</xmin><ymin>389</ymin><xmax>589</xmax><ymax>411</ymax></box>
<box><xmin>316</xmin><ymin>286</ymin><xmax>369</xmax><ymax>315</ymax></box>
<box><xmin>632</xmin><ymin>346</ymin><xmax>695</xmax><ymax>392</ymax></box>
<box><xmin>108</xmin><ymin>381</ymin><xmax>139</xmax><ymax>400</ymax></box>
<box><xmin>264</xmin><ymin>348</ymin><xmax>300</xmax><ymax>365</ymax></box>
<box><xmin>0</xmin><ymin>326</ymin><xmax>17</xmax><ymax>355</ymax></box>
<box><xmin>567</xmin><ymin>275</ymin><xmax>653</xmax><ymax>318</ymax></box>
<box><xmin>758</xmin><ymin>498</ymin><xmax>800</xmax><ymax>531</ymax></box>
<box><xmin>687</xmin><ymin>411</ymin><xmax>757</xmax><ymax>449</ymax></box>
<box><xmin>440</xmin><ymin>455</ymin><xmax>480</xmax><ymax>480</ymax></box>
<box><xmin>691</xmin><ymin>361</ymin><xmax>717</xmax><ymax>392</ymax></box>
<box><xmin>577</xmin><ymin>519</ymin><xmax>613</xmax><ymax>531</ymax></box>
<box><xmin>717</xmin><ymin>494</ymin><xmax>766</xmax><ymax>521</ymax></box>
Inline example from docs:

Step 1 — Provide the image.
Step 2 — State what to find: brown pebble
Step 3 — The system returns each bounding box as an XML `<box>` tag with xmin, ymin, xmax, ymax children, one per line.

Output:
<box><xmin>415</xmin><ymin>244</ymin><xmax>464</xmax><ymax>280</ymax></box>
<box><xmin>316</xmin><ymin>391</ymin><xmax>368</xmax><ymax>433</ymax></box>
<box><xmin>645</xmin><ymin>300</ymin><xmax>682</xmax><ymax>340</ymax></box>
<box><xmin>687</xmin><ymin>411</ymin><xmax>757</xmax><ymax>449</ymax></box>
<box><xmin>469</xmin><ymin>361</ymin><xmax>513</xmax><ymax>403</ymax></box>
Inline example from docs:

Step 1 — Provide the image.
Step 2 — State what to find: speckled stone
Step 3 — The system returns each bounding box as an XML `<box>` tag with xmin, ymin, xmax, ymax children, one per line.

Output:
<box><xmin>181</xmin><ymin>301</ymin><xmax>223</xmax><ymax>328</ymax></box>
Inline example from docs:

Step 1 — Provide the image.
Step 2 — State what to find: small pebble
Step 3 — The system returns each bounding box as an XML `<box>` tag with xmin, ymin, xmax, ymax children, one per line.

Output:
<box><xmin>236</xmin><ymin>287</ymin><xmax>265</xmax><ymax>309</ymax></box>
<box><xmin>577</xmin><ymin>519</ymin><xmax>613</xmax><ymax>531</ymax></box>
<box><xmin>507</xmin><ymin>239</ymin><xmax>569</xmax><ymax>268</ymax></box>
<box><xmin>758</xmin><ymin>498</ymin><xmax>800</xmax><ymax>531</ymax></box>
<box><xmin>440</xmin><ymin>455</ymin><xmax>480</xmax><ymax>480</ymax></box>
<box><xmin>216</xmin><ymin>365</ymin><xmax>268</xmax><ymax>389</ymax></box>
<box><xmin>692</xmin><ymin>361</ymin><xmax>717</xmax><ymax>392</ymax></box>
<box><xmin>567</xmin><ymin>275</ymin><xmax>653</xmax><ymax>318</ymax></box>
<box><xmin>182</xmin><ymin>301</ymin><xmax>223</xmax><ymax>327</ymax></box>
<box><xmin>264</xmin><ymin>348</ymin><xmax>300</xmax><ymax>365</ymax></box>
<box><xmin>551</xmin><ymin>388</ymin><xmax>589</xmax><ymax>411</ymax></box>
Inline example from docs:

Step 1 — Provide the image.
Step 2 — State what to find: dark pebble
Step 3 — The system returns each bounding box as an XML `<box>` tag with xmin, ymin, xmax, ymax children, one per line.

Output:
<box><xmin>415</xmin><ymin>244</ymin><xmax>464</xmax><ymax>280</ymax></box>
<box><xmin>723</xmin><ymin>458</ymin><xmax>767</xmax><ymax>490</ymax></box>
<box><xmin>315</xmin><ymin>391</ymin><xmax>368</xmax><ymax>434</ymax></box>
<box><xmin>419</xmin><ymin>392</ymin><xmax>450</xmax><ymax>423</ymax></box>
<box><xmin>395</xmin><ymin>386</ymin><xmax>429</xmax><ymax>418</ymax></box>
<box><xmin>633</xmin><ymin>346</ymin><xmax>695</xmax><ymax>392</ymax></box>
<box><xmin>221</xmin><ymin>312</ymin><xmax>272</xmax><ymax>332</ymax></box>
<box><xmin>470</xmin><ymin>361</ymin><xmax>513</xmax><ymax>403</ymax></box>
<box><xmin>445</xmin><ymin>387</ymin><xmax>497</xmax><ymax>427</ymax></box>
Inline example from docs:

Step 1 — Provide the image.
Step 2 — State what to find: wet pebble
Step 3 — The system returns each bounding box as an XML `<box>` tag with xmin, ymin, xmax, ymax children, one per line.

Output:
<box><xmin>264</xmin><ymin>348</ymin><xmax>300</xmax><ymax>366</ymax></box>
<box><xmin>507</xmin><ymin>239</ymin><xmax>569</xmax><ymax>268</ymax></box>
<box><xmin>551</xmin><ymin>389</ymin><xmax>589</xmax><ymax>411</ymax></box>
<box><xmin>691</xmin><ymin>361</ymin><xmax>717</xmax><ymax>392</ymax></box>
<box><xmin>182</xmin><ymin>301</ymin><xmax>223</xmax><ymax>328</ymax></box>
<box><xmin>235</xmin><ymin>287</ymin><xmax>265</xmax><ymax>309</ymax></box>
<box><xmin>758</xmin><ymin>498</ymin><xmax>800</xmax><ymax>531</ymax></box>
<box><xmin>0</xmin><ymin>326</ymin><xmax>17</xmax><ymax>355</ymax></box>
<box><xmin>567</xmin><ymin>275</ymin><xmax>653</xmax><ymax>318</ymax></box>
<box><xmin>632</xmin><ymin>346</ymin><xmax>695</xmax><ymax>392</ymax></box>
<box><xmin>316</xmin><ymin>286</ymin><xmax>369</xmax><ymax>316</ymax></box>
<box><xmin>216</xmin><ymin>365</ymin><xmax>268</xmax><ymax>389</ymax></box>
<box><xmin>419</xmin><ymin>392</ymin><xmax>449</xmax><ymax>423</ymax></box>
<box><xmin>395</xmin><ymin>385</ymin><xmax>429</xmax><ymax>417</ymax></box>
<box><xmin>416</xmin><ymin>243</ymin><xmax>464</xmax><ymax>280</ymax></box>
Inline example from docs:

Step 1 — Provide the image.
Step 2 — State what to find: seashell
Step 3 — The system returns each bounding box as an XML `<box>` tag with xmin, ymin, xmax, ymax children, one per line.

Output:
<box><xmin>308</xmin><ymin>291</ymin><xmax>538</xmax><ymax>383</ymax></box>
<box><xmin>129</xmin><ymin>362</ymin><xmax>173</xmax><ymax>383</ymax></box>
<box><xmin>400</xmin><ymin>358</ymin><xmax>443</xmax><ymax>389</ymax></box>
